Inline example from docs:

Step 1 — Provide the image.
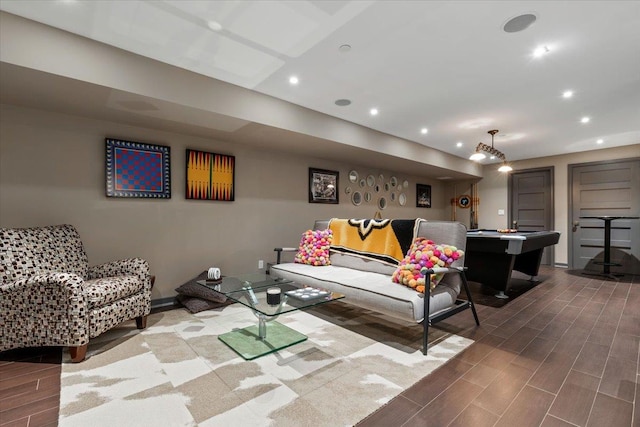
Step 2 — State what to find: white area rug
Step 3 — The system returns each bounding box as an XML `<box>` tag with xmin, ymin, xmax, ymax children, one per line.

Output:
<box><xmin>59</xmin><ymin>302</ymin><xmax>473</xmax><ymax>427</ymax></box>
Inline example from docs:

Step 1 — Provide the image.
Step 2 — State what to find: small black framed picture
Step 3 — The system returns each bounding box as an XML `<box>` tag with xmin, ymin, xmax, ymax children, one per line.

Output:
<box><xmin>309</xmin><ymin>168</ymin><xmax>339</xmax><ymax>204</ymax></box>
<box><xmin>416</xmin><ymin>183</ymin><xmax>431</xmax><ymax>208</ymax></box>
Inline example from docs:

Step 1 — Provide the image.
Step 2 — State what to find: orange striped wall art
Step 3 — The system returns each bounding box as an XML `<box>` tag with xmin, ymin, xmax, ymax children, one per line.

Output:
<box><xmin>186</xmin><ymin>149</ymin><xmax>235</xmax><ymax>201</ymax></box>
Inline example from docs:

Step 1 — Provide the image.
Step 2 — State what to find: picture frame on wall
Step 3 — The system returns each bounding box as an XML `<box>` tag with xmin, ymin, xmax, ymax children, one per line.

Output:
<box><xmin>105</xmin><ymin>138</ymin><xmax>171</xmax><ymax>198</ymax></box>
<box><xmin>309</xmin><ymin>168</ymin><xmax>339</xmax><ymax>204</ymax></box>
<box><xmin>186</xmin><ymin>149</ymin><xmax>235</xmax><ymax>201</ymax></box>
<box><xmin>416</xmin><ymin>183</ymin><xmax>431</xmax><ymax>208</ymax></box>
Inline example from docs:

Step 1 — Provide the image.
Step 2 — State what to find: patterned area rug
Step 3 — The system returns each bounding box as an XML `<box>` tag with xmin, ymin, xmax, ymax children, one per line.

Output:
<box><xmin>59</xmin><ymin>302</ymin><xmax>473</xmax><ymax>426</ymax></box>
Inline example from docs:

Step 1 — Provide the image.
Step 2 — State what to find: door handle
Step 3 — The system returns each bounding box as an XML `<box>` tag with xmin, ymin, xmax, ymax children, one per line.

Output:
<box><xmin>572</xmin><ymin>221</ymin><xmax>579</xmax><ymax>232</ymax></box>
<box><xmin>512</xmin><ymin>220</ymin><xmax>518</xmax><ymax>230</ymax></box>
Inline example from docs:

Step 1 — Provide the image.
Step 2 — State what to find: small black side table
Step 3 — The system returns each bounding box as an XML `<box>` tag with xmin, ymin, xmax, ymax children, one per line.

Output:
<box><xmin>580</xmin><ymin>216</ymin><xmax>639</xmax><ymax>277</ymax></box>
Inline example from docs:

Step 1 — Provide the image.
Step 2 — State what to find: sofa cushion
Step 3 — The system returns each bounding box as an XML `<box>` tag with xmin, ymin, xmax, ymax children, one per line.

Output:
<box><xmin>392</xmin><ymin>238</ymin><xmax>464</xmax><ymax>293</ymax></box>
<box><xmin>295</xmin><ymin>229</ymin><xmax>332</xmax><ymax>266</ymax></box>
<box><xmin>175</xmin><ymin>281</ymin><xmax>227</xmax><ymax>303</ymax></box>
<box><xmin>176</xmin><ymin>294</ymin><xmax>231</xmax><ymax>313</ymax></box>
<box><xmin>270</xmin><ymin>262</ymin><xmax>458</xmax><ymax>323</ymax></box>
<box><xmin>84</xmin><ymin>275</ymin><xmax>145</xmax><ymax>309</ymax></box>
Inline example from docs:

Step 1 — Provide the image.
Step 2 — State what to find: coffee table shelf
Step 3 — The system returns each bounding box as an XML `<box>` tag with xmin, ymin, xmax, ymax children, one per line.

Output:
<box><xmin>197</xmin><ymin>273</ymin><xmax>344</xmax><ymax>360</ymax></box>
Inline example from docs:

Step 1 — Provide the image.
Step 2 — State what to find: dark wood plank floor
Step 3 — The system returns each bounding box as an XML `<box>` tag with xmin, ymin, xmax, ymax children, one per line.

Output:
<box><xmin>359</xmin><ymin>267</ymin><xmax>639</xmax><ymax>427</ymax></box>
<box><xmin>1</xmin><ymin>267</ymin><xmax>637</xmax><ymax>426</ymax></box>
<box><xmin>0</xmin><ymin>347</ymin><xmax>61</xmax><ymax>427</ymax></box>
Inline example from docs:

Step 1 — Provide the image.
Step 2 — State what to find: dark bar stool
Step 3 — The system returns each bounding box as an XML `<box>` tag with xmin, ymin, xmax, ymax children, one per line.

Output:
<box><xmin>579</xmin><ymin>216</ymin><xmax>639</xmax><ymax>278</ymax></box>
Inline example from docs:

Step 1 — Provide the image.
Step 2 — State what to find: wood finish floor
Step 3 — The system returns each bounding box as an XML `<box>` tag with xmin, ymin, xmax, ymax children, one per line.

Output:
<box><xmin>359</xmin><ymin>267</ymin><xmax>639</xmax><ymax>427</ymax></box>
<box><xmin>1</xmin><ymin>267</ymin><xmax>637</xmax><ymax>427</ymax></box>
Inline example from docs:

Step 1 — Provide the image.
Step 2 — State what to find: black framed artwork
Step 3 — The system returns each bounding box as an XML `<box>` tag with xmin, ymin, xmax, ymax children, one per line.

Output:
<box><xmin>308</xmin><ymin>168</ymin><xmax>339</xmax><ymax>204</ymax></box>
<box><xmin>105</xmin><ymin>138</ymin><xmax>171</xmax><ymax>198</ymax></box>
<box><xmin>185</xmin><ymin>149</ymin><xmax>235</xmax><ymax>201</ymax></box>
<box><xmin>416</xmin><ymin>183</ymin><xmax>431</xmax><ymax>208</ymax></box>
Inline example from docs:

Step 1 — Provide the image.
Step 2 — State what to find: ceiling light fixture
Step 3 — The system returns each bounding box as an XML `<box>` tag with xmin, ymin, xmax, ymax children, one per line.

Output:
<box><xmin>421</xmin><ymin>128</ymin><xmax>428</xmax><ymax>134</ymax></box>
<box><xmin>469</xmin><ymin>129</ymin><xmax>513</xmax><ymax>172</ymax></box>
<box><xmin>533</xmin><ymin>45</ymin><xmax>550</xmax><ymax>58</ymax></box>
<box><xmin>597</xmin><ymin>139</ymin><xmax>604</xmax><ymax>144</ymax></box>
<box><xmin>456</xmin><ymin>142</ymin><xmax>463</xmax><ymax>148</ymax></box>
<box><xmin>581</xmin><ymin>116</ymin><xmax>590</xmax><ymax>123</ymax></box>
<box><xmin>289</xmin><ymin>76</ymin><xmax>299</xmax><ymax>85</ymax></box>
<box><xmin>562</xmin><ymin>90</ymin><xmax>573</xmax><ymax>98</ymax></box>
<box><xmin>207</xmin><ymin>20</ymin><xmax>223</xmax><ymax>32</ymax></box>
<box><xmin>370</xmin><ymin>108</ymin><xmax>379</xmax><ymax>116</ymax></box>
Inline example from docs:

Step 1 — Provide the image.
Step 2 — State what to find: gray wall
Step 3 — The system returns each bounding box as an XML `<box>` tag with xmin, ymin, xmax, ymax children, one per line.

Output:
<box><xmin>0</xmin><ymin>104</ymin><xmax>448</xmax><ymax>301</ymax></box>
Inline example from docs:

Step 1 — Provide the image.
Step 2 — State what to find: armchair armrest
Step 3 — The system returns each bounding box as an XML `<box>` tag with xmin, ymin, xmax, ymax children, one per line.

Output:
<box><xmin>0</xmin><ymin>272</ymin><xmax>89</xmax><ymax>351</ymax></box>
<box><xmin>88</xmin><ymin>257</ymin><xmax>151</xmax><ymax>290</ymax></box>
<box><xmin>273</xmin><ymin>247</ymin><xmax>298</xmax><ymax>264</ymax></box>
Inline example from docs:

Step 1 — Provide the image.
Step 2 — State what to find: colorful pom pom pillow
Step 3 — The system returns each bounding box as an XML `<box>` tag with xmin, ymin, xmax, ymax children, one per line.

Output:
<box><xmin>391</xmin><ymin>237</ymin><xmax>464</xmax><ymax>293</ymax></box>
<box><xmin>295</xmin><ymin>229</ymin><xmax>333</xmax><ymax>266</ymax></box>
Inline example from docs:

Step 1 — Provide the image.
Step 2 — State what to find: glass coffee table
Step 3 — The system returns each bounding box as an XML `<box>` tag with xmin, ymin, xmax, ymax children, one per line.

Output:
<box><xmin>197</xmin><ymin>274</ymin><xmax>344</xmax><ymax>360</ymax></box>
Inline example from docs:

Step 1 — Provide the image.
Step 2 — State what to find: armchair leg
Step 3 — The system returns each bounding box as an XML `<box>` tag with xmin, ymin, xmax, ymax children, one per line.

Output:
<box><xmin>69</xmin><ymin>344</ymin><xmax>88</xmax><ymax>363</ymax></box>
<box><xmin>136</xmin><ymin>315</ymin><xmax>148</xmax><ymax>329</ymax></box>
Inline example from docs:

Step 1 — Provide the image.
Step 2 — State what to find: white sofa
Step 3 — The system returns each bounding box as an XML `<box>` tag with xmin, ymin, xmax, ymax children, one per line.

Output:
<box><xmin>270</xmin><ymin>219</ymin><xmax>479</xmax><ymax>354</ymax></box>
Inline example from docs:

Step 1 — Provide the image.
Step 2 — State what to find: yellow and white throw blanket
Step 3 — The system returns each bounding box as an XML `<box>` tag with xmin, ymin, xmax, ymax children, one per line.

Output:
<box><xmin>328</xmin><ymin>218</ymin><xmax>420</xmax><ymax>266</ymax></box>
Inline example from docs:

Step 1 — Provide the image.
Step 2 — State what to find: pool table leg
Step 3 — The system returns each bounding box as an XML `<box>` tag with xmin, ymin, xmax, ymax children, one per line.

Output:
<box><xmin>465</xmin><ymin>252</ymin><xmax>516</xmax><ymax>297</ymax></box>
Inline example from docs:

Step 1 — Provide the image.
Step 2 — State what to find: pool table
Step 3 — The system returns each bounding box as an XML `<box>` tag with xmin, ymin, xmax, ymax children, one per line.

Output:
<box><xmin>464</xmin><ymin>230</ymin><xmax>560</xmax><ymax>297</ymax></box>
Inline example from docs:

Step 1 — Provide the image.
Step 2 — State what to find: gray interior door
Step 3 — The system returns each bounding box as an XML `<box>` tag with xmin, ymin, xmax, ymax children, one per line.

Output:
<box><xmin>570</xmin><ymin>159</ymin><xmax>640</xmax><ymax>274</ymax></box>
<box><xmin>509</xmin><ymin>168</ymin><xmax>553</xmax><ymax>265</ymax></box>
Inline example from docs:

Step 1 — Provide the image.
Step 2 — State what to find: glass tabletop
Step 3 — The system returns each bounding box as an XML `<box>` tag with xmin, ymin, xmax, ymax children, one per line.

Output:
<box><xmin>196</xmin><ymin>273</ymin><xmax>344</xmax><ymax>317</ymax></box>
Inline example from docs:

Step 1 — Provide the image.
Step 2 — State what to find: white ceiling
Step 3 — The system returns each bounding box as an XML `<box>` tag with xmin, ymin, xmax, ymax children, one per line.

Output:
<box><xmin>1</xmin><ymin>0</ymin><xmax>639</xmax><ymax>164</ymax></box>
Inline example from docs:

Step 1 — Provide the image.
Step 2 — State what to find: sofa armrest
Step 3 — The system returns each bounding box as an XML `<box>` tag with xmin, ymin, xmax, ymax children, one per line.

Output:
<box><xmin>88</xmin><ymin>257</ymin><xmax>151</xmax><ymax>290</ymax></box>
<box><xmin>0</xmin><ymin>273</ymin><xmax>89</xmax><ymax>351</ymax></box>
<box><xmin>273</xmin><ymin>247</ymin><xmax>298</xmax><ymax>264</ymax></box>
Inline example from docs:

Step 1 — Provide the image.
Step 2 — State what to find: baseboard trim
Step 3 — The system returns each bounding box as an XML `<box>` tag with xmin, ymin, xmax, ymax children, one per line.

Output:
<box><xmin>151</xmin><ymin>297</ymin><xmax>177</xmax><ymax>309</ymax></box>
<box><xmin>554</xmin><ymin>263</ymin><xmax>568</xmax><ymax>269</ymax></box>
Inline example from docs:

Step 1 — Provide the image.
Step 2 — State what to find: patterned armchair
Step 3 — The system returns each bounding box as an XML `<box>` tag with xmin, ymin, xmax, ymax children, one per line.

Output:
<box><xmin>0</xmin><ymin>224</ymin><xmax>151</xmax><ymax>362</ymax></box>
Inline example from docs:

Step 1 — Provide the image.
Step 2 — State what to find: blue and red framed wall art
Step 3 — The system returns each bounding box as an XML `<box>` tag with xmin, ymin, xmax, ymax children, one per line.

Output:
<box><xmin>105</xmin><ymin>138</ymin><xmax>171</xmax><ymax>198</ymax></box>
<box><xmin>186</xmin><ymin>149</ymin><xmax>235</xmax><ymax>201</ymax></box>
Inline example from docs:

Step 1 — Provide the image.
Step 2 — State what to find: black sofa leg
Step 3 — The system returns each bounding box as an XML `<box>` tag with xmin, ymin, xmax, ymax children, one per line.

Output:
<box><xmin>461</xmin><ymin>272</ymin><xmax>480</xmax><ymax>326</ymax></box>
<box><xmin>422</xmin><ymin>287</ymin><xmax>431</xmax><ymax>355</ymax></box>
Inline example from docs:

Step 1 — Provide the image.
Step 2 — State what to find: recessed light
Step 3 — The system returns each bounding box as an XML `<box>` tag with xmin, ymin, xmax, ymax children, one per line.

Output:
<box><xmin>289</xmin><ymin>76</ymin><xmax>299</xmax><ymax>85</ymax></box>
<box><xmin>370</xmin><ymin>108</ymin><xmax>379</xmax><ymax>116</ymax></box>
<box><xmin>421</xmin><ymin>128</ymin><xmax>428</xmax><ymax>135</ymax></box>
<box><xmin>207</xmin><ymin>20</ymin><xmax>223</xmax><ymax>32</ymax></box>
<box><xmin>581</xmin><ymin>116</ymin><xmax>590</xmax><ymax>124</ymax></box>
<box><xmin>335</xmin><ymin>99</ymin><xmax>351</xmax><ymax>106</ymax></box>
<box><xmin>596</xmin><ymin>139</ymin><xmax>604</xmax><ymax>144</ymax></box>
<box><xmin>456</xmin><ymin>142</ymin><xmax>463</xmax><ymax>148</ymax></box>
<box><xmin>533</xmin><ymin>45</ymin><xmax>550</xmax><ymax>58</ymax></box>
<box><xmin>339</xmin><ymin>44</ymin><xmax>351</xmax><ymax>53</ymax></box>
<box><xmin>562</xmin><ymin>90</ymin><xmax>573</xmax><ymax>98</ymax></box>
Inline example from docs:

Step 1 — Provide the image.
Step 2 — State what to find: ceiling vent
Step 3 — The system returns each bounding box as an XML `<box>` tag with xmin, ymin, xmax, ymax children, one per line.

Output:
<box><xmin>503</xmin><ymin>14</ymin><xmax>537</xmax><ymax>33</ymax></box>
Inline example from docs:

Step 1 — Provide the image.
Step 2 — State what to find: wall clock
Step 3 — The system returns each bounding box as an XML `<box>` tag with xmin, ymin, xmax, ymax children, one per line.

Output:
<box><xmin>458</xmin><ymin>195</ymin><xmax>471</xmax><ymax>209</ymax></box>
